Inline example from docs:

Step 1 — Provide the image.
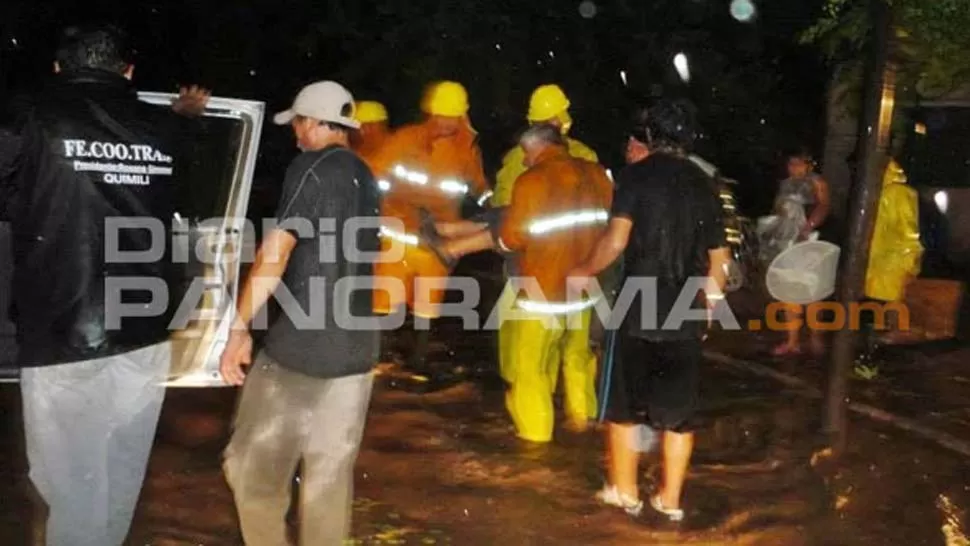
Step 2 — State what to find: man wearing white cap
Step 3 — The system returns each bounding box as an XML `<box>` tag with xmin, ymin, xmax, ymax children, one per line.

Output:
<box><xmin>219</xmin><ymin>80</ymin><xmax>382</xmax><ymax>545</ymax></box>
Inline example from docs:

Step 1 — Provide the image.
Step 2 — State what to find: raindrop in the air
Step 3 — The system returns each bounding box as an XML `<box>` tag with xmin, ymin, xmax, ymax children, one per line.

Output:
<box><xmin>730</xmin><ymin>0</ymin><xmax>757</xmax><ymax>22</ymax></box>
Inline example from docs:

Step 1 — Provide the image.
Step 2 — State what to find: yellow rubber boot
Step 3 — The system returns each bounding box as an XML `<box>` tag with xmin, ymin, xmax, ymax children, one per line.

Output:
<box><xmin>561</xmin><ymin>309</ymin><xmax>598</xmax><ymax>424</ymax></box>
<box><xmin>505</xmin><ymin>316</ymin><xmax>562</xmax><ymax>443</ymax></box>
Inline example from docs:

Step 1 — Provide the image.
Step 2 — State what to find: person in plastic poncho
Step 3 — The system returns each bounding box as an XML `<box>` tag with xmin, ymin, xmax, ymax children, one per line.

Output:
<box><xmin>758</xmin><ymin>148</ymin><xmax>830</xmax><ymax>356</ymax></box>
<box><xmin>864</xmin><ymin>158</ymin><xmax>923</xmax><ymax>338</ymax></box>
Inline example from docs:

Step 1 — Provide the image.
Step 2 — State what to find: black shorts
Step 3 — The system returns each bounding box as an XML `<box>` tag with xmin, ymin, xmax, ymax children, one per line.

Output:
<box><xmin>601</xmin><ymin>334</ymin><xmax>701</xmax><ymax>433</ymax></box>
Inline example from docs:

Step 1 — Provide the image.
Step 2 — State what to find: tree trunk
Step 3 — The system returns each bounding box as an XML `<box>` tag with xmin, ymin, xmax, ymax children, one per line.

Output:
<box><xmin>826</xmin><ymin>0</ymin><xmax>896</xmax><ymax>458</ymax></box>
<box><xmin>821</xmin><ymin>71</ymin><xmax>860</xmax><ymax>237</ymax></box>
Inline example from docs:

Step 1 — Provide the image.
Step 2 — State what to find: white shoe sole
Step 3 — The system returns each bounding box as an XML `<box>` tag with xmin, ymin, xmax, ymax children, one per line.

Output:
<box><xmin>649</xmin><ymin>495</ymin><xmax>684</xmax><ymax>522</ymax></box>
<box><xmin>596</xmin><ymin>485</ymin><xmax>643</xmax><ymax>516</ymax></box>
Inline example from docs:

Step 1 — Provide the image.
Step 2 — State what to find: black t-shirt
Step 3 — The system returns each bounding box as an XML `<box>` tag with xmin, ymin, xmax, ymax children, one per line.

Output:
<box><xmin>611</xmin><ymin>153</ymin><xmax>726</xmax><ymax>341</ymax></box>
<box><xmin>261</xmin><ymin>145</ymin><xmax>381</xmax><ymax>378</ymax></box>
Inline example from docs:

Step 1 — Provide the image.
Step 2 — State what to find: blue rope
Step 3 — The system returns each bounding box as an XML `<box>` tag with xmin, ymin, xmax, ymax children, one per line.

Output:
<box><xmin>597</xmin><ymin>328</ymin><xmax>618</xmax><ymax>423</ymax></box>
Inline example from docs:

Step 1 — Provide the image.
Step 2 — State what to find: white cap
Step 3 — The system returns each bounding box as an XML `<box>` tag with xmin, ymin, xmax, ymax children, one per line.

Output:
<box><xmin>273</xmin><ymin>81</ymin><xmax>359</xmax><ymax>129</ymax></box>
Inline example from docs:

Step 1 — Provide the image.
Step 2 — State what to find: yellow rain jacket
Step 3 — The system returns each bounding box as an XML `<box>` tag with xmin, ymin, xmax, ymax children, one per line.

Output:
<box><xmin>492</xmin><ymin>137</ymin><xmax>598</xmax><ymax>207</ymax></box>
<box><xmin>496</xmin><ymin>146</ymin><xmax>612</xmax><ymax>443</ymax></box>
<box><xmin>864</xmin><ymin>159</ymin><xmax>923</xmax><ymax>302</ymax></box>
<box><xmin>367</xmin><ymin>120</ymin><xmax>488</xmax><ymax>318</ymax></box>
<box><xmin>352</xmin><ymin>121</ymin><xmax>390</xmax><ymax>170</ymax></box>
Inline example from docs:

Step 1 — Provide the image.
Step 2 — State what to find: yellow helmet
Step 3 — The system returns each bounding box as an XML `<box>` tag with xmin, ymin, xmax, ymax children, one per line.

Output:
<box><xmin>354</xmin><ymin>101</ymin><xmax>388</xmax><ymax>124</ymax></box>
<box><xmin>528</xmin><ymin>84</ymin><xmax>571</xmax><ymax>122</ymax></box>
<box><xmin>423</xmin><ymin>81</ymin><xmax>470</xmax><ymax>117</ymax></box>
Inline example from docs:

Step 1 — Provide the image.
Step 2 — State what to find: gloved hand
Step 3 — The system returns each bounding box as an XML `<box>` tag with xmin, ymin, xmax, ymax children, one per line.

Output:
<box><xmin>418</xmin><ymin>208</ymin><xmax>457</xmax><ymax>269</ymax></box>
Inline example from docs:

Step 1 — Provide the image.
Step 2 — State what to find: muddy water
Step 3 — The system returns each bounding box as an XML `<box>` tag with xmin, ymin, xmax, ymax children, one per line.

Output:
<box><xmin>0</xmin><ymin>328</ymin><xmax>967</xmax><ymax>544</ymax></box>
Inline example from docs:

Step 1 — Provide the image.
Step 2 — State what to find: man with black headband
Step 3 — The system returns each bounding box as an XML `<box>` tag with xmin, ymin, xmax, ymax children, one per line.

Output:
<box><xmin>569</xmin><ymin>99</ymin><xmax>731</xmax><ymax>521</ymax></box>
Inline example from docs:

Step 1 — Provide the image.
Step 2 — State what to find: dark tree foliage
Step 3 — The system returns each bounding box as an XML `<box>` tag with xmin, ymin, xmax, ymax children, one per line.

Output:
<box><xmin>1</xmin><ymin>0</ymin><xmax>827</xmax><ymax>215</ymax></box>
<box><xmin>804</xmin><ymin>0</ymin><xmax>970</xmax><ymax>100</ymax></box>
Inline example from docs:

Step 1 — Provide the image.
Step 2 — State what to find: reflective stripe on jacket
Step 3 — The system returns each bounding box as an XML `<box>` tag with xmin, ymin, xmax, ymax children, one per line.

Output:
<box><xmin>368</xmin><ymin>121</ymin><xmax>488</xmax><ymax>232</ymax></box>
<box><xmin>498</xmin><ymin>146</ymin><xmax>612</xmax><ymax>309</ymax></box>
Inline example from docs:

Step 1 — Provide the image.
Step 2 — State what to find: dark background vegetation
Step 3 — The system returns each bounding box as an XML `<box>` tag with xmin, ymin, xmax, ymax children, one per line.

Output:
<box><xmin>0</xmin><ymin>0</ymin><xmax>828</xmax><ymax>216</ymax></box>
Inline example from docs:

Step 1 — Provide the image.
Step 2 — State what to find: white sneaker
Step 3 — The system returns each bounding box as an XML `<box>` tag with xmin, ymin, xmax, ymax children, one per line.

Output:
<box><xmin>595</xmin><ymin>485</ymin><xmax>644</xmax><ymax>516</ymax></box>
<box><xmin>649</xmin><ymin>494</ymin><xmax>685</xmax><ymax>522</ymax></box>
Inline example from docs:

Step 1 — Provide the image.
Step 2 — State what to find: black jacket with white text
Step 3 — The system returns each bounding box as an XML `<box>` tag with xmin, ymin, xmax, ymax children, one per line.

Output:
<box><xmin>0</xmin><ymin>69</ymin><xmax>187</xmax><ymax>367</ymax></box>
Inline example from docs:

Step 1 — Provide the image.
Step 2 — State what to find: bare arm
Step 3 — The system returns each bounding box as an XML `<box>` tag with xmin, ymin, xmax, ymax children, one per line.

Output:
<box><xmin>220</xmin><ymin>228</ymin><xmax>297</xmax><ymax>385</ymax></box>
<box><xmin>436</xmin><ymin>209</ymin><xmax>504</xmax><ymax>258</ymax></box>
<box><xmin>701</xmin><ymin>246</ymin><xmax>732</xmax><ymax>336</ymax></box>
<box><xmin>232</xmin><ymin>229</ymin><xmax>297</xmax><ymax>328</ymax></box>
<box><xmin>573</xmin><ymin>217</ymin><xmax>632</xmax><ymax>278</ymax></box>
<box><xmin>705</xmin><ymin>247</ymin><xmax>732</xmax><ymax>302</ymax></box>
<box><xmin>807</xmin><ymin>176</ymin><xmax>830</xmax><ymax>230</ymax></box>
<box><xmin>435</xmin><ymin>219</ymin><xmax>489</xmax><ymax>239</ymax></box>
<box><xmin>441</xmin><ymin>229</ymin><xmax>496</xmax><ymax>258</ymax></box>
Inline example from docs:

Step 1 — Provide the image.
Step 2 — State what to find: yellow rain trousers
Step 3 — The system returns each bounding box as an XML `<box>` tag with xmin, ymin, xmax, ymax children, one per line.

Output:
<box><xmin>496</xmin><ymin>282</ymin><xmax>565</xmax><ymax>396</ymax></box>
<box><xmin>494</xmin><ymin>139</ymin><xmax>600</xmax><ymax>439</ymax></box>
<box><xmin>492</xmin><ymin>137</ymin><xmax>598</xmax><ymax>207</ymax></box>
<box><xmin>502</xmin><ymin>307</ymin><xmax>598</xmax><ymax>443</ymax></box>
<box><xmin>864</xmin><ymin>159</ymin><xmax>923</xmax><ymax>302</ymax></box>
<box><xmin>495</xmin><ymin>146</ymin><xmax>611</xmax><ymax>443</ymax></box>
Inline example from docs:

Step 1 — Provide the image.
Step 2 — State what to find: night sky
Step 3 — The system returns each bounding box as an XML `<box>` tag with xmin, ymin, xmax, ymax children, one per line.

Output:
<box><xmin>0</xmin><ymin>0</ymin><xmax>828</xmax><ymax>215</ymax></box>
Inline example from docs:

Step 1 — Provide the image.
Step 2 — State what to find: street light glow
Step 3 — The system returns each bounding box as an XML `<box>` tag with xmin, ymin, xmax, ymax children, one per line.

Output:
<box><xmin>674</xmin><ymin>53</ymin><xmax>690</xmax><ymax>83</ymax></box>
<box><xmin>935</xmin><ymin>190</ymin><xmax>949</xmax><ymax>214</ymax></box>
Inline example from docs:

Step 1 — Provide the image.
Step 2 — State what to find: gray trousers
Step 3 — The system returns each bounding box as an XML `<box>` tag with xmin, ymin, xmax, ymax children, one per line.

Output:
<box><xmin>223</xmin><ymin>353</ymin><xmax>374</xmax><ymax>546</ymax></box>
<box><xmin>20</xmin><ymin>341</ymin><xmax>172</xmax><ymax>546</ymax></box>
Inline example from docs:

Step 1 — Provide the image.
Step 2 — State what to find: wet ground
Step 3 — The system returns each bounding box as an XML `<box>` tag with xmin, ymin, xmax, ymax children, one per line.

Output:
<box><xmin>1</xmin><ymin>316</ymin><xmax>969</xmax><ymax>545</ymax></box>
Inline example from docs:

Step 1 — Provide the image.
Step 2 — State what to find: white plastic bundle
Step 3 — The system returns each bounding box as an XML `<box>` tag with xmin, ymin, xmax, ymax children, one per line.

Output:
<box><xmin>757</xmin><ymin>197</ymin><xmax>810</xmax><ymax>264</ymax></box>
<box><xmin>766</xmin><ymin>241</ymin><xmax>841</xmax><ymax>304</ymax></box>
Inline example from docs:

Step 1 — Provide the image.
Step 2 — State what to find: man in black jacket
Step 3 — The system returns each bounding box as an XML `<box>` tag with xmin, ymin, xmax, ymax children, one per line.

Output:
<box><xmin>0</xmin><ymin>25</ymin><xmax>208</xmax><ymax>546</ymax></box>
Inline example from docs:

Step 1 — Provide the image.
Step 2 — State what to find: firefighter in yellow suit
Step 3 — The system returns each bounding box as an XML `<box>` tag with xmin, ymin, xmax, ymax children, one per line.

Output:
<box><xmin>493</xmin><ymin>84</ymin><xmax>601</xmax><ymax>398</ymax></box>
<box><xmin>367</xmin><ymin>82</ymin><xmax>489</xmax><ymax>369</ymax></box>
<box><xmin>865</xmin><ymin>158</ymin><xmax>923</xmax><ymax>303</ymax></box>
<box><xmin>368</xmin><ymin>82</ymin><xmax>488</xmax><ymax>320</ymax></box>
<box><xmin>497</xmin><ymin>124</ymin><xmax>612</xmax><ymax>443</ymax></box>
<box><xmin>493</xmin><ymin>84</ymin><xmax>599</xmax><ymax>205</ymax></box>
<box><xmin>352</xmin><ymin>100</ymin><xmax>390</xmax><ymax>167</ymax></box>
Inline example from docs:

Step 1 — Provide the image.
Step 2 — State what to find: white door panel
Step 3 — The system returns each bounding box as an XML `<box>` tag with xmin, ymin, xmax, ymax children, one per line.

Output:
<box><xmin>136</xmin><ymin>93</ymin><xmax>264</xmax><ymax>387</ymax></box>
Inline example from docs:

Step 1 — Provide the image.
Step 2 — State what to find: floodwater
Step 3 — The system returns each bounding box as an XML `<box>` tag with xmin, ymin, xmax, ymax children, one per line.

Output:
<box><xmin>0</xmin><ymin>309</ymin><xmax>968</xmax><ymax>544</ymax></box>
